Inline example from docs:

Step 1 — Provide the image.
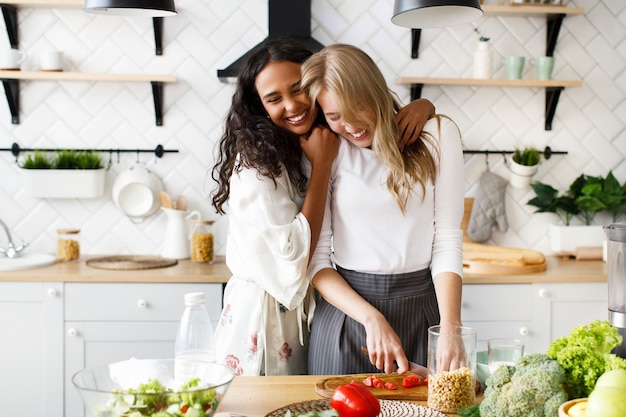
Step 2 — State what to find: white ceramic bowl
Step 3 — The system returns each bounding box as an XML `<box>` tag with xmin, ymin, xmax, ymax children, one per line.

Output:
<box><xmin>112</xmin><ymin>165</ymin><xmax>163</xmax><ymax>219</ymax></box>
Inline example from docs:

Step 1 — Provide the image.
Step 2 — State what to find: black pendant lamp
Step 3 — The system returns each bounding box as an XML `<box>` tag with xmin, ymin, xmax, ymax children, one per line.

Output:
<box><xmin>84</xmin><ymin>0</ymin><xmax>177</xmax><ymax>17</ymax></box>
<box><xmin>392</xmin><ymin>0</ymin><xmax>483</xmax><ymax>28</ymax></box>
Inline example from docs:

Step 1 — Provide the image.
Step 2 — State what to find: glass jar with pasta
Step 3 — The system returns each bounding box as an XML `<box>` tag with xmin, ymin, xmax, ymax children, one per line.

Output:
<box><xmin>57</xmin><ymin>228</ymin><xmax>80</xmax><ymax>262</ymax></box>
<box><xmin>190</xmin><ymin>220</ymin><xmax>214</xmax><ymax>264</ymax></box>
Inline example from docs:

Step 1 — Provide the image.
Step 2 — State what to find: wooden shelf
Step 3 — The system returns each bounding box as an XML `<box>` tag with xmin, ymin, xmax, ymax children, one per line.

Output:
<box><xmin>0</xmin><ymin>0</ymin><xmax>82</xmax><ymax>7</ymax></box>
<box><xmin>482</xmin><ymin>4</ymin><xmax>584</xmax><ymax>17</ymax></box>
<box><xmin>0</xmin><ymin>1</ymin><xmax>167</xmax><ymax>55</ymax></box>
<box><xmin>0</xmin><ymin>71</ymin><xmax>176</xmax><ymax>82</ymax></box>
<box><xmin>0</xmin><ymin>71</ymin><xmax>177</xmax><ymax>125</ymax></box>
<box><xmin>397</xmin><ymin>77</ymin><xmax>583</xmax><ymax>131</ymax></box>
<box><xmin>396</xmin><ymin>77</ymin><xmax>582</xmax><ymax>88</ymax></box>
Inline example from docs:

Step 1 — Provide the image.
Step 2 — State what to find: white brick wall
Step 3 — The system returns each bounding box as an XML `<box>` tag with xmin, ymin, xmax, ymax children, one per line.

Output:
<box><xmin>0</xmin><ymin>0</ymin><xmax>623</xmax><ymax>257</ymax></box>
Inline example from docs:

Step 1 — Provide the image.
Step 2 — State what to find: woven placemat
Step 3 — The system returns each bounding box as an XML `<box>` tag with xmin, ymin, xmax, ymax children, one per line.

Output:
<box><xmin>86</xmin><ymin>255</ymin><xmax>178</xmax><ymax>270</ymax></box>
<box><xmin>264</xmin><ymin>399</ymin><xmax>446</xmax><ymax>417</ymax></box>
<box><xmin>265</xmin><ymin>399</ymin><xmax>331</xmax><ymax>417</ymax></box>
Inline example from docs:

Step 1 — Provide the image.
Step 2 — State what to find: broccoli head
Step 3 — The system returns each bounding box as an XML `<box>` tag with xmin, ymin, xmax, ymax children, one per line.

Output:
<box><xmin>546</xmin><ymin>319</ymin><xmax>626</xmax><ymax>399</ymax></box>
<box><xmin>479</xmin><ymin>353</ymin><xmax>568</xmax><ymax>417</ymax></box>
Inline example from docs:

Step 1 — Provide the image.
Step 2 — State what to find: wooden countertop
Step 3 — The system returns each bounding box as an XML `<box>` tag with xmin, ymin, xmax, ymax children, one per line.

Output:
<box><xmin>0</xmin><ymin>255</ymin><xmax>231</xmax><ymax>283</ymax></box>
<box><xmin>214</xmin><ymin>375</ymin><xmax>482</xmax><ymax>417</ymax></box>
<box><xmin>0</xmin><ymin>255</ymin><xmax>606</xmax><ymax>285</ymax></box>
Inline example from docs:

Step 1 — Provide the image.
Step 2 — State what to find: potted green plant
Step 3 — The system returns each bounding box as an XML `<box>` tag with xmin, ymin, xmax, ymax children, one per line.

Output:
<box><xmin>509</xmin><ymin>147</ymin><xmax>542</xmax><ymax>188</ymax></box>
<box><xmin>19</xmin><ymin>150</ymin><xmax>105</xmax><ymax>199</ymax></box>
<box><xmin>527</xmin><ymin>172</ymin><xmax>625</xmax><ymax>253</ymax></box>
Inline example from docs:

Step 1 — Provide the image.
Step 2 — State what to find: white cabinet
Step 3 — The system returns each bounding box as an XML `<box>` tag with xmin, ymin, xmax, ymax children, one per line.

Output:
<box><xmin>462</xmin><ymin>282</ymin><xmax>608</xmax><ymax>354</ymax></box>
<box><xmin>63</xmin><ymin>282</ymin><xmax>222</xmax><ymax>417</ymax></box>
<box><xmin>462</xmin><ymin>284</ymin><xmax>535</xmax><ymax>352</ymax></box>
<box><xmin>0</xmin><ymin>282</ymin><xmax>63</xmax><ymax>417</ymax></box>
<box><xmin>531</xmin><ymin>282</ymin><xmax>608</xmax><ymax>352</ymax></box>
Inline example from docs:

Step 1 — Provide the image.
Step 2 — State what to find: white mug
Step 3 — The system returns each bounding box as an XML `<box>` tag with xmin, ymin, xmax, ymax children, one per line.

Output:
<box><xmin>40</xmin><ymin>50</ymin><xmax>64</xmax><ymax>71</ymax></box>
<box><xmin>0</xmin><ymin>49</ymin><xmax>25</xmax><ymax>70</ymax></box>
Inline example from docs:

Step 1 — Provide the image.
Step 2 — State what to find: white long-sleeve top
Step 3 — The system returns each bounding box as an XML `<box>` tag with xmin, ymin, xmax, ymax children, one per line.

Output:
<box><xmin>309</xmin><ymin>116</ymin><xmax>465</xmax><ymax>279</ymax></box>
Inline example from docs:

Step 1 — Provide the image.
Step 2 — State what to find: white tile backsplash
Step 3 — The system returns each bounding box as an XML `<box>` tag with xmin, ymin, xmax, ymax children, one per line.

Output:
<box><xmin>0</xmin><ymin>0</ymin><xmax>624</xmax><ymax>258</ymax></box>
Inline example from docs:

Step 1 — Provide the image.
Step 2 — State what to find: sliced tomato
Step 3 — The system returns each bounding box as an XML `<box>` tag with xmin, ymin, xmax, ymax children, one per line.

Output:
<box><xmin>181</xmin><ymin>405</ymin><xmax>189</xmax><ymax>413</ymax></box>
<box><xmin>372</xmin><ymin>377</ymin><xmax>385</xmax><ymax>389</ymax></box>
<box><xmin>363</xmin><ymin>376</ymin><xmax>374</xmax><ymax>387</ymax></box>
<box><xmin>384</xmin><ymin>381</ymin><xmax>397</xmax><ymax>390</ymax></box>
<box><xmin>402</xmin><ymin>374</ymin><xmax>423</xmax><ymax>388</ymax></box>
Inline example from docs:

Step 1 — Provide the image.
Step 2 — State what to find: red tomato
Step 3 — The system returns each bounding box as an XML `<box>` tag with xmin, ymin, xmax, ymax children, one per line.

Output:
<box><xmin>330</xmin><ymin>381</ymin><xmax>381</xmax><ymax>417</ymax></box>
<box><xmin>402</xmin><ymin>374</ymin><xmax>422</xmax><ymax>388</ymax></box>
<box><xmin>181</xmin><ymin>405</ymin><xmax>189</xmax><ymax>413</ymax></box>
<box><xmin>363</xmin><ymin>376</ymin><xmax>374</xmax><ymax>387</ymax></box>
<box><xmin>384</xmin><ymin>381</ymin><xmax>397</xmax><ymax>390</ymax></box>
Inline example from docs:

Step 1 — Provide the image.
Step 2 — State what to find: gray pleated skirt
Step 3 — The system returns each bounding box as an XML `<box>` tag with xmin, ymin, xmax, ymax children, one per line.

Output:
<box><xmin>308</xmin><ymin>266</ymin><xmax>440</xmax><ymax>375</ymax></box>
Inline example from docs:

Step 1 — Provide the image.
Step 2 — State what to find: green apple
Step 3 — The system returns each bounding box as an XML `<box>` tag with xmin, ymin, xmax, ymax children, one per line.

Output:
<box><xmin>586</xmin><ymin>386</ymin><xmax>626</xmax><ymax>417</ymax></box>
<box><xmin>594</xmin><ymin>369</ymin><xmax>626</xmax><ymax>390</ymax></box>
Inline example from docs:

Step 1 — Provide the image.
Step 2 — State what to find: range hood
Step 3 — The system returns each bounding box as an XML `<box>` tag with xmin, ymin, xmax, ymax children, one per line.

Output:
<box><xmin>217</xmin><ymin>0</ymin><xmax>324</xmax><ymax>80</ymax></box>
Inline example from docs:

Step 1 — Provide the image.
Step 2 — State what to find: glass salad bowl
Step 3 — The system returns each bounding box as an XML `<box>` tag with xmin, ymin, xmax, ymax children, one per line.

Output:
<box><xmin>72</xmin><ymin>358</ymin><xmax>235</xmax><ymax>417</ymax></box>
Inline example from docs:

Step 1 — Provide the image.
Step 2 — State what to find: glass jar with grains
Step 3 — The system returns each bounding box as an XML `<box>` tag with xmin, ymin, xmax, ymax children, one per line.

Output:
<box><xmin>427</xmin><ymin>325</ymin><xmax>477</xmax><ymax>414</ymax></box>
<box><xmin>190</xmin><ymin>220</ymin><xmax>214</xmax><ymax>264</ymax></box>
<box><xmin>57</xmin><ymin>228</ymin><xmax>80</xmax><ymax>262</ymax></box>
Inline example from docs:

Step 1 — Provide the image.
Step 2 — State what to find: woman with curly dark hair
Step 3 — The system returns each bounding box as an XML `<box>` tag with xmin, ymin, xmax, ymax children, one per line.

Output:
<box><xmin>211</xmin><ymin>37</ymin><xmax>434</xmax><ymax>376</ymax></box>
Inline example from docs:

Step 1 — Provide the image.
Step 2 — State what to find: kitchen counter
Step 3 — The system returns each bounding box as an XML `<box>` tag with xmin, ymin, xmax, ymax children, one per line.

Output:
<box><xmin>0</xmin><ymin>255</ymin><xmax>231</xmax><ymax>283</ymax></box>
<box><xmin>214</xmin><ymin>375</ymin><xmax>482</xmax><ymax>417</ymax></box>
<box><xmin>0</xmin><ymin>255</ymin><xmax>605</xmax><ymax>284</ymax></box>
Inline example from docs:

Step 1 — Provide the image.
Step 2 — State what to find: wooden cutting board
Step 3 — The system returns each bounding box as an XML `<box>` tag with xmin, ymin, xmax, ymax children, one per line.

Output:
<box><xmin>315</xmin><ymin>373</ymin><xmax>429</xmax><ymax>400</ymax></box>
<box><xmin>462</xmin><ymin>241</ymin><xmax>547</xmax><ymax>275</ymax></box>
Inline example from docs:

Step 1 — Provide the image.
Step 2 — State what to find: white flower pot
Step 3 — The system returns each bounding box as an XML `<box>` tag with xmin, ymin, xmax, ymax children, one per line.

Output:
<box><xmin>549</xmin><ymin>224</ymin><xmax>605</xmax><ymax>253</ymax></box>
<box><xmin>21</xmin><ymin>168</ymin><xmax>106</xmax><ymax>199</ymax></box>
<box><xmin>508</xmin><ymin>160</ymin><xmax>539</xmax><ymax>188</ymax></box>
<box><xmin>473</xmin><ymin>41</ymin><xmax>493</xmax><ymax>79</ymax></box>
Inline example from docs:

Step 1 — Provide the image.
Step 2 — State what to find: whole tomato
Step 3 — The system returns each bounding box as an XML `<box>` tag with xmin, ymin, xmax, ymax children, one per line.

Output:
<box><xmin>330</xmin><ymin>381</ymin><xmax>380</xmax><ymax>417</ymax></box>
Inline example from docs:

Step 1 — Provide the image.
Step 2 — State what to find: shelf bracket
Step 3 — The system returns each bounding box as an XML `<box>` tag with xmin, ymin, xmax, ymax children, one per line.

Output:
<box><xmin>546</xmin><ymin>14</ymin><xmax>565</xmax><ymax>57</ymax></box>
<box><xmin>151</xmin><ymin>81</ymin><xmax>164</xmax><ymax>126</ymax></box>
<box><xmin>411</xmin><ymin>29</ymin><xmax>421</xmax><ymax>59</ymax></box>
<box><xmin>545</xmin><ymin>86</ymin><xmax>563</xmax><ymax>131</ymax></box>
<box><xmin>153</xmin><ymin>17</ymin><xmax>163</xmax><ymax>56</ymax></box>
<box><xmin>1</xmin><ymin>79</ymin><xmax>19</xmax><ymax>124</ymax></box>
<box><xmin>1</xmin><ymin>5</ymin><xmax>18</xmax><ymax>49</ymax></box>
<box><xmin>409</xmin><ymin>83</ymin><xmax>424</xmax><ymax>101</ymax></box>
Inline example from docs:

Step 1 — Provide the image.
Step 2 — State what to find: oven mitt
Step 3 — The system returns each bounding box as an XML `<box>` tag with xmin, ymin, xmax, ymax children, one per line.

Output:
<box><xmin>468</xmin><ymin>171</ymin><xmax>508</xmax><ymax>242</ymax></box>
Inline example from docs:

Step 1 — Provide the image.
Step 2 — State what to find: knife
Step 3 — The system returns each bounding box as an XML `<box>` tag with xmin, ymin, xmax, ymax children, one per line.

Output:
<box><xmin>360</xmin><ymin>345</ymin><xmax>429</xmax><ymax>378</ymax></box>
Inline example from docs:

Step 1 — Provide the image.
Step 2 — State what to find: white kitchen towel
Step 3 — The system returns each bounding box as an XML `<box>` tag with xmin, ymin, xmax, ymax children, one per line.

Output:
<box><xmin>468</xmin><ymin>171</ymin><xmax>509</xmax><ymax>242</ymax></box>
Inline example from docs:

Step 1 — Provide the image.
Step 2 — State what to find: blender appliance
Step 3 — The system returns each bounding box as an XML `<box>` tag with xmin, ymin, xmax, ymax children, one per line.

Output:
<box><xmin>603</xmin><ymin>223</ymin><xmax>626</xmax><ymax>358</ymax></box>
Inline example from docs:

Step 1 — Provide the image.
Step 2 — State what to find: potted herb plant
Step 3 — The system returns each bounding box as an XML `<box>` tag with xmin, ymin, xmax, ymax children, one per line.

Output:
<box><xmin>19</xmin><ymin>150</ymin><xmax>106</xmax><ymax>198</ymax></box>
<box><xmin>509</xmin><ymin>147</ymin><xmax>542</xmax><ymax>188</ymax></box>
<box><xmin>527</xmin><ymin>172</ymin><xmax>626</xmax><ymax>253</ymax></box>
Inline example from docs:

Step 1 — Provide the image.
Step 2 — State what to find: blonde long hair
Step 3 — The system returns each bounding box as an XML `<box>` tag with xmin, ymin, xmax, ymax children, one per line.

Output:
<box><xmin>301</xmin><ymin>43</ymin><xmax>439</xmax><ymax>214</ymax></box>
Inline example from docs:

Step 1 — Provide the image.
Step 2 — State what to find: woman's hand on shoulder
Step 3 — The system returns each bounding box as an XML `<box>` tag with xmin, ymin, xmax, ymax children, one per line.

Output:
<box><xmin>396</xmin><ymin>98</ymin><xmax>435</xmax><ymax>148</ymax></box>
<box><xmin>300</xmin><ymin>126</ymin><xmax>339</xmax><ymax>169</ymax></box>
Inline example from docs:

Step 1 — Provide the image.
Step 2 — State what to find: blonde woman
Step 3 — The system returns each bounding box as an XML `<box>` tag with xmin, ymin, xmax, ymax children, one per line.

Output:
<box><xmin>301</xmin><ymin>44</ymin><xmax>465</xmax><ymax>375</ymax></box>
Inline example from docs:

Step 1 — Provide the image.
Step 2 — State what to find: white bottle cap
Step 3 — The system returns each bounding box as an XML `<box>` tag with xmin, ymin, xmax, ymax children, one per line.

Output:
<box><xmin>184</xmin><ymin>292</ymin><xmax>205</xmax><ymax>305</ymax></box>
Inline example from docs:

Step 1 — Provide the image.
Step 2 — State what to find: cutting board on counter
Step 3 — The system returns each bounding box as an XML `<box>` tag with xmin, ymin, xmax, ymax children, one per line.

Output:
<box><xmin>315</xmin><ymin>373</ymin><xmax>481</xmax><ymax>400</ymax></box>
<box><xmin>315</xmin><ymin>373</ymin><xmax>428</xmax><ymax>400</ymax></box>
<box><xmin>463</xmin><ymin>241</ymin><xmax>547</xmax><ymax>275</ymax></box>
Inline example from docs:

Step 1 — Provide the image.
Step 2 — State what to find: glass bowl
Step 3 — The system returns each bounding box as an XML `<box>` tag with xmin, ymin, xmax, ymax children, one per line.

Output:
<box><xmin>72</xmin><ymin>358</ymin><xmax>235</xmax><ymax>417</ymax></box>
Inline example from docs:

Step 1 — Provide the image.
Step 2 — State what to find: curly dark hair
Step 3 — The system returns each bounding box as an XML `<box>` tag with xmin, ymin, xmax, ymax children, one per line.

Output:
<box><xmin>211</xmin><ymin>37</ymin><xmax>317</xmax><ymax>215</ymax></box>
